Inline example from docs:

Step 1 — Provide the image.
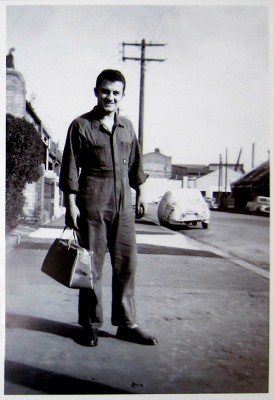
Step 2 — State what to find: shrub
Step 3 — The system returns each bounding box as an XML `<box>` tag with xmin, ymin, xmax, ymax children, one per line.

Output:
<box><xmin>6</xmin><ymin>113</ymin><xmax>44</xmax><ymax>232</ymax></box>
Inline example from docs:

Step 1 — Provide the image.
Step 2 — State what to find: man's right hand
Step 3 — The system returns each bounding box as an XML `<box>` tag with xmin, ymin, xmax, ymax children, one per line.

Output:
<box><xmin>64</xmin><ymin>193</ymin><xmax>80</xmax><ymax>230</ymax></box>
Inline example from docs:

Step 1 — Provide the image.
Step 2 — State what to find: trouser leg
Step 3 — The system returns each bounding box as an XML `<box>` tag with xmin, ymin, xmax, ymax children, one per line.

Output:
<box><xmin>77</xmin><ymin>218</ymin><xmax>107</xmax><ymax>330</ymax></box>
<box><xmin>109</xmin><ymin>211</ymin><xmax>138</xmax><ymax>327</ymax></box>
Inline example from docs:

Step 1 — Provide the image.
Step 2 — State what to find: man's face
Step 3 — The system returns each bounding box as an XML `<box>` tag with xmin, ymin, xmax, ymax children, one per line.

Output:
<box><xmin>95</xmin><ymin>80</ymin><xmax>124</xmax><ymax>114</ymax></box>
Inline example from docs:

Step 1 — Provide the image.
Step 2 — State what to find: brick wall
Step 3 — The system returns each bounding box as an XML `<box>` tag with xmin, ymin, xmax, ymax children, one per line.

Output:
<box><xmin>6</xmin><ymin>69</ymin><xmax>26</xmax><ymax>117</ymax></box>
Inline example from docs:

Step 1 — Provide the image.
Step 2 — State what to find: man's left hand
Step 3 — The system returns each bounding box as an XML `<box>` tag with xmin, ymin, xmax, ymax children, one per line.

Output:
<box><xmin>135</xmin><ymin>183</ymin><xmax>147</xmax><ymax>219</ymax></box>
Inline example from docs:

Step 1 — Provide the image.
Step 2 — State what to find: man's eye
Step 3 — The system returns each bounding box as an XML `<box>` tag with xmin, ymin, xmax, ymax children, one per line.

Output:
<box><xmin>113</xmin><ymin>92</ymin><xmax>120</xmax><ymax>96</ymax></box>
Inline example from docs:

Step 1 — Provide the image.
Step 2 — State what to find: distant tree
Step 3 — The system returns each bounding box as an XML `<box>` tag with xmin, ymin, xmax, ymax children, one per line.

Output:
<box><xmin>6</xmin><ymin>113</ymin><xmax>44</xmax><ymax>232</ymax></box>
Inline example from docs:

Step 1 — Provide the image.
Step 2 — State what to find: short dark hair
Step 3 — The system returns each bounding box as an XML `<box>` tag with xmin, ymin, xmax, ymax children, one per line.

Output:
<box><xmin>96</xmin><ymin>69</ymin><xmax>126</xmax><ymax>92</ymax></box>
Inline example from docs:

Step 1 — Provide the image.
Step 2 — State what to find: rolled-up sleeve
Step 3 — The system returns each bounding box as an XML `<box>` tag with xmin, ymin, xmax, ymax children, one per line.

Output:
<box><xmin>59</xmin><ymin>121</ymin><xmax>81</xmax><ymax>193</ymax></box>
<box><xmin>128</xmin><ymin>125</ymin><xmax>148</xmax><ymax>190</ymax></box>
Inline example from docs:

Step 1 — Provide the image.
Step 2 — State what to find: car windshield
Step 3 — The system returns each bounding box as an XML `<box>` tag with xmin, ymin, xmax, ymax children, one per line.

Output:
<box><xmin>259</xmin><ymin>197</ymin><xmax>269</xmax><ymax>204</ymax></box>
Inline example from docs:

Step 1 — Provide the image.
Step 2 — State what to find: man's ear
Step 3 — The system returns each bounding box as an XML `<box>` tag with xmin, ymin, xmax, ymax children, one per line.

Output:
<box><xmin>94</xmin><ymin>87</ymin><xmax>98</xmax><ymax>97</ymax></box>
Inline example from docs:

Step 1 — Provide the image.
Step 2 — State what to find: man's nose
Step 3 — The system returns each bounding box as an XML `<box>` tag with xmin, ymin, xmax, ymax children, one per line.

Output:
<box><xmin>106</xmin><ymin>92</ymin><xmax>114</xmax><ymax>101</ymax></box>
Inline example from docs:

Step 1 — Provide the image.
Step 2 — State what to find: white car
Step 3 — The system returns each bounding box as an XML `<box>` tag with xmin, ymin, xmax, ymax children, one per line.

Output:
<box><xmin>246</xmin><ymin>196</ymin><xmax>270</xmax><ymax>215</ymax></box>
<box><xmin>158</xmin><ymin>188</ymin><xmax>210</xmax><ymax>229</ymax></box>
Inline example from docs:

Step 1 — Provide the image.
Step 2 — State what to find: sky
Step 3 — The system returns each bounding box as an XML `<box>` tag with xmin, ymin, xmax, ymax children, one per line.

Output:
<box><xmin>4</xmin><ymin>0</ymin><xmax>273</xmax><ymax>171</ymax></box>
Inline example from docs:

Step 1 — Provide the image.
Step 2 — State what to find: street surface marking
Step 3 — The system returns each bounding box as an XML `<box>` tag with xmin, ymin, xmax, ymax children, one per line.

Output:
<box><xmin>185</xmin><ymin>236</ymin><xmax>270</xmax><ymax>280</ymax></box>
<box><xmin>27</xmin><ymin>227</ymin><xmax>269</xmax><ymax>279</ymax></box>
<box><xmin>136</xmin><ymin>234</ymin><xmax>198</xmax><ymax>250</ymax></box>
<box><xmin>228</xmin><ymin>258</ymin><xmax>269</xmax><ymax>280</ymax></box>
<box><xmin>29</xmin><ymin>228</ymin><xmax>72</xmax><ymax>239</ymax></box>
<box><xmin>29</xmin><ymin>228</ymin><xmax>198</xmax><ymax>250</ymax></box>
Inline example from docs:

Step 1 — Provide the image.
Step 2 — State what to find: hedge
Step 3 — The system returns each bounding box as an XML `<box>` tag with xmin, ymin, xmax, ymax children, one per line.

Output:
<box><xmin>6</xmin><ymin>113</ymin><xmax>44</xmax><ymax>232</ymax></box>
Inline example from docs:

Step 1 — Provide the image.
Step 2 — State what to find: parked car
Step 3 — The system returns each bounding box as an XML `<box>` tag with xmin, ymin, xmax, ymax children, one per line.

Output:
<box><xmin>158</xmin><ymin>188</ymin><xmax>210</xmax><ymax>229</ymax></box>
<box><xmin>246</xmin><ymin>196</ymin><xmax>270</xmax><ymax>215</ymax></box>
<box><xmin>153</xmin><ymin>195</ymin><xmax>163</xmax><ymax>204</ymax></box>
<box><xmin>205</xmin><ymin>197</ymin><xmax>219</xmax><ymax>210</ymax></box>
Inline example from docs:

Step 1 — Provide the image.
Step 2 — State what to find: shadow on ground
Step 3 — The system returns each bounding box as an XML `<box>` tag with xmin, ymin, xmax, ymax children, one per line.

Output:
<box><xmin>6</xmin><ymin>313</ymin><xmax>114</xmax><ymax>342</ymax></box>
<box><xmin>5</xmin><ymin>313</ymin><xmax>126</xmax><ymax>394</ymax></box>
<box><xmin>5</xmin><ymin>359</ymin><xmax>130</xmax><ymax>395</ymax></box>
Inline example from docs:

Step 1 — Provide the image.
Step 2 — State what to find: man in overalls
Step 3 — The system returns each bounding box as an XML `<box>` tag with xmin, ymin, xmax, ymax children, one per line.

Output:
<box><xmin>59</xmin><ymin>69</ymin><xmax>157</xmax><ymax>347</ymax></box>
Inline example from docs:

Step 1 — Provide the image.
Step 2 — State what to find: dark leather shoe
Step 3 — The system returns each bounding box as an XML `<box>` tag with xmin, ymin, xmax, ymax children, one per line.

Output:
<box><xmin>83</xmin><ymin>328</ymin><xmax>98</xmax><ymax>347</ymax></box>
<box><xmin>116</xmin><ymin>326</ymin><xmax>157</xmax><ymax>345</ymax></box>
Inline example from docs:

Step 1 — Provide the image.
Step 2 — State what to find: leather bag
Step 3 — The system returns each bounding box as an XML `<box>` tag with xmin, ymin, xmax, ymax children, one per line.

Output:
<box><xmin>41</xmin><ymin>228</ymin><xmax>94</xmax><ymax>289</ymax></box>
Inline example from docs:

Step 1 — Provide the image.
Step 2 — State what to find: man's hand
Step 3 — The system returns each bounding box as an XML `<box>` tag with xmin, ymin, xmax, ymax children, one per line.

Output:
<box><xmin>64</xmin><ymin>193</ymin><xmax>80</xmax><ymax>230</ymax></box>
<box><xmin>135</xmin><ymin>183</ymin><xmax>147</xmax><ymax>219</ymax></box>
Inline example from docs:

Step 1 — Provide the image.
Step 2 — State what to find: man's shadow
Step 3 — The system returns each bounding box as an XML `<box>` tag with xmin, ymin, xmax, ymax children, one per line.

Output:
<box><xmin>5</xmin><ymin>312</ymin><xmax>115</xmax><ymax>346</ymax></box>
<box><xmin>5</xmin><ymin>313</ymin><xmax>131</xmax><ymax>395</ymax></box>
<box><xmin>5</xmin><ymin>359</ymin><xmax>130</xmax><ymax>395</ymax></box>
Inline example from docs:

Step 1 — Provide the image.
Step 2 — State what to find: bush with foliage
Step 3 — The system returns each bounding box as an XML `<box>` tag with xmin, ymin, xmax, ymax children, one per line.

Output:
<box><xmin>6</xmin><ymin>113</ymin><xmax>44</xmax><ymax>232</ymax></box>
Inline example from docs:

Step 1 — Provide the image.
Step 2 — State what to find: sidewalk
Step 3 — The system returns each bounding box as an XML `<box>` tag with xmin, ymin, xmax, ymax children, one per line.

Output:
<box><xmin>4</xmin><ymin>215</ymin><xmax>270</xmax><ymax>397</ymax></box>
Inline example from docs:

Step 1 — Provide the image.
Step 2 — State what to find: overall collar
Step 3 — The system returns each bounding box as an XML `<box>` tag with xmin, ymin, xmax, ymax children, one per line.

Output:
<box><xmin>89</xmin><ymin>106</ymin><xmax>125</xmax><ymax>130</ymax></box>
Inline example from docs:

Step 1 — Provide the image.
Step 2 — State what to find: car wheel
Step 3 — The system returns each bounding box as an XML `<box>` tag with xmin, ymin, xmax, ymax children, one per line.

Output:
<box><xmin>159</xmin><ymin>220</ymin><xmax>169</xmax><ymax>228</ymax></box>
<box><xmin>201</xmin><ymin>221</ymin><xmax>208</xmax><ymax>229</ymax></box>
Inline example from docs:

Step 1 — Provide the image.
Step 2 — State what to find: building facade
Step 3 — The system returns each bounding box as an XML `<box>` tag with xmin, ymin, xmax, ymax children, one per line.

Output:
<box><xmin>143</xmin><ymin>148</ymin><xmax>172</xmax><ymax>178</ymax></box>
<box><xmin>142</xmin><ymin>148</ymin><xmax>181</xmax><ymax>202</ymax></box>
<box><xmin>188</xmin><ymin>168</ymin><xmax>243</xmax><ymax>198</ymax></box>
<box><xmin>231</xmin><ymin>160</ymin><xmax>270</xmax><ymax>210</ymax></box>
<box><xmin>142</xmin><ymin>148</ymin><xmax>245</xmax><ymax>206</ymax></box>
<box><xmin>6</xmin><ymin>60</ymin><xmax>64</xmax><ymax>223</ymax></box>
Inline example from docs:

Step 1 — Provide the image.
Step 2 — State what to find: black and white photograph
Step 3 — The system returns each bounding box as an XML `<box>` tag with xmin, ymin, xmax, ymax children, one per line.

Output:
<box><xmin>3</xmin><ymin>0</ymin><xmax>273</xmax><ymax>399</ymax></box>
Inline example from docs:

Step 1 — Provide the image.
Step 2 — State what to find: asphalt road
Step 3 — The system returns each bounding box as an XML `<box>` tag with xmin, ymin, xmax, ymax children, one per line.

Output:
<box><xmin>5</xmin><ymin>213</ymin><xmax>270</xmax><ymax>396</ymax></box>
<box><xmin>146</xmin><ymin>204</ymin><xmax>270</xmax><ymax>272</ymax></box>
<box><xmin>4</xmin><ymin>211</ymin><xmax>273</xmax><ymax>400</ymax></box>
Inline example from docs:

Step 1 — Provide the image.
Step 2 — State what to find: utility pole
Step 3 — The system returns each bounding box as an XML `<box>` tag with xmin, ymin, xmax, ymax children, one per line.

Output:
<box><xmin>224</xmin><ymin>148</ymin><xmax>228</xmax><ymax>209</ymax></box>
<box><xmin>234</xmin><ymin>148</ymin><xmax>242</xmax><ymax>171</ymax></box>
<box><xmin>251</xmin><ymin>143</ymin><xmax>255</xmax><ymax>169</ymax></box>
<box><xmin>122</xmin><ymin>39</ymin><xmax>166</xmax><ymax>153</ymax></box>
<box><xmin>218</xmin><ymin>154</ymin><xmax>223</xmax><ymax>208</ymax></box>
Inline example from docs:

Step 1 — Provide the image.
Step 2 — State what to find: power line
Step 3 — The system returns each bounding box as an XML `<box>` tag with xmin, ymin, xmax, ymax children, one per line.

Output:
<box><xmin>7</xmin><ymin>9</ymin><xmax>25</xmax><ymax>41</ymax></box>
<box><xmin>122</xmin><ymin>39</ymin><xmax>166</xmax><ymax>154</ymax></box>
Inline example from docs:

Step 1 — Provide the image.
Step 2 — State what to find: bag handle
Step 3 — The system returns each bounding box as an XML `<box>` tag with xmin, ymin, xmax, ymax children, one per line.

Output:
<box><xmin>61</xmin><ymin>226</ymin><xmax>79</xmax><ymax>246</ymax></box>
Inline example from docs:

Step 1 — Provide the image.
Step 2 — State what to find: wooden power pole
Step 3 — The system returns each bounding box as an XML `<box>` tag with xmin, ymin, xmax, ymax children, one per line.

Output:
<box><xmin>122</xmin><ymin>39</ymin><xmax>166</xmax><ymax>153</ymax></box>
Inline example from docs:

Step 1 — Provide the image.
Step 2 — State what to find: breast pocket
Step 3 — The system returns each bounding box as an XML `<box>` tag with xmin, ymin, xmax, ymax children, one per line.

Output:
<box><xmin>121</xmin><ymin>141</ymin><xmax>132</xmax><ymax>167</ymax></box>
<box><xmin>92</xmin><ymin>144</ymin><xmax>109</xmax><ymax>167</ymax></box>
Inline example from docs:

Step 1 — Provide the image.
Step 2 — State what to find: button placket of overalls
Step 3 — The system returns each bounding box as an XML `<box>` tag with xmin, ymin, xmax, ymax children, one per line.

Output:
<box><xmin>111</xmin><ymin>123</ymin><xmax>122</xmax><ymax>213</ymax></box>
